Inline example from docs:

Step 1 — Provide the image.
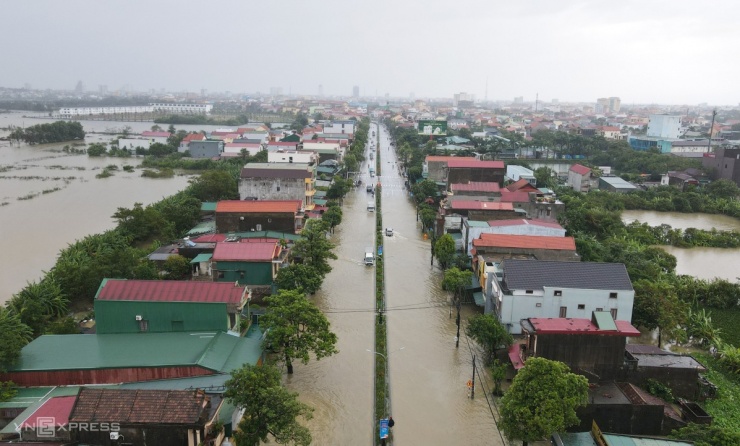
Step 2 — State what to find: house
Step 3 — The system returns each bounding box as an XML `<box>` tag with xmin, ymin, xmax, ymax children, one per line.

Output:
<box><xmin>473</xmin><ymin>233</ymin><xmax>578</xmax><ymax>262</ymax></box>
<box><xmin>0</xmin><ymin>331</ymin><xmax>263</xmax><ymax>386</ymax></box>
<box><xmin>189</xmin><ymin>140</ymin><xmax>224</xmax><ymax>159</ymax></box>
<box><xmin>224</xmin><ymin>142</ymin><xmax>263</xmax><ymax>156</ymax></box>
<box><xmin>178</xmin><ymin>133</ymin><xmax>206</xmax><ymax>153</ymax></box>
<box><xmin>267</xmin><ymin>150</ymin><xmax>318</xmax><ymax>165</ymax></box>
<box><xmin>499</xmin><ymin>189</ymin><xmax>564</xmax><ymax>222</ymax></box>
<box><xmin>598</xmin><ymin>176</ymin><xmax>637</xmax><ymax>193</ymax></box>
<box><xmin>597</xmin><ymin>126</ymin><xmax>623</xmax><ymax>140</ymax></box>
<box><xmin>661</xmin><ymin>171</ymin><xmax>700</xmax><ymax>189</ymax></box>
<box><xmin>140</xmin><ymin>131</ymin><xmax>171</xmax><ymax>144</ymax></box>
<box><xmin>702</xmin><ymin>147</ymin><xmax>740</xmax><ymax>187</ymax></box>
<box><xmin>70</xmin><ymin>388</ymin><xmax>210</xmax><ymax>446</ymax></box>
<box><xmin>323</xmin><ymin>120</ymin><xmax>356</xmax><ymax>135</ymax></box>
<box><xmin>118</xmin><ymin>137</ymin><xmax>152</xmax><ymax>151</ymax></box>
<box><xmin>301</xmin><ymin>141</ymin><xmax>343</xmax><ymax>162</ymax></box>
<box><xmin>449</xmin><ymin>182</ymin><xmax>501</xmax><ymax>197</ymax></box>
<box><xmin>506</xmin><ymin>178</ymin><xmax>539</xmax><ymax>193</ymax></box>
<box><xmin>625</xmin><ymin>344</ymin><xmax>709</xmax><ymax>400</ymax></box>
<box><xmin>212</xmin><ymin>240</ymin><xmax>286</xmax><ymax>286</ymax></box>
<box><xmin>94</xmin><ymin>279</ymin><xmax>249</xmax><ymax>334</ymax></box>
<box><xmin>424</xmin><ymin>156</ymin><xmax>476</xmax><ymax>182</ymax></box>
<box><xmin>266</xmin><ymin>141</ymin><xmax>301</xmax><ymax>152</ymax></box>
<box><xmin>445</xmin><ymin>200</ymin><xmax>520</xmax><ymax>221</ymax></box>
<box><xmin>514</xmin><ymin>312</ymin><xmax>640</xmax><ymax>380</ymax></box>
<box><xmin>447</xmin><ymin>159</ymin><xmax>505</xmax><ymax>186</ymax></box>
<box><xmin>215</xmin><ymin>200</ymin><xmax>304</xmax><ymax>234</ymax></box>
<box><xmin>239</xmin><ymin>163</ymin><xmax>316</xmax><ymax>210</ymax></box>
<box><xmin>489</xmin><ymin>259</ymin><xmax>634</xmax><ymax>334</ymax></box>
<box><xmin>568</xmin><ymin>163</ymin><xmax>595</xmax><ymax>192</ymax></box>
<box><xmin>462</xmin><ymin>218</ymin><xmax>566</xmax><ymax>256</ymax></box>
<box><xmin>506</xmin><ymin>165</ymin><xmax>536</xmax><ymax>186</ymax></box>
<box><xmin>11</xmin><ymin>395</ymin><xmax>77</xmax><ymax>442</ymax></box>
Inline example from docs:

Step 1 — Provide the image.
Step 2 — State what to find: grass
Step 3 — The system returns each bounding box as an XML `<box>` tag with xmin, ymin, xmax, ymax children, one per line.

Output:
<box><xmin>710</xmin><ymin>307</ymin><xmax>740</xmax><ymax>348</ymax></box>
<box><xmin>693</xmin><ymin>352</ymin><xmax>740</xmax><ymax>432</ymax></box>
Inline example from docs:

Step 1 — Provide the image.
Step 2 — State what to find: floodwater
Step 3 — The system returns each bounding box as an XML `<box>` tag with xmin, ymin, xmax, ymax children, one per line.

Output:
<box><xmin>0</xmin><ymin>111</ymin><xmax>194</xmax><ymax>303</ymax></box>
<box><xmin>282</xmin><ymin>124</ymin><xmax>503</xmax><ymax>445</ymax></box>
<box><xmin>622</xmin><ymin>210</ymin><xmax>740</xmax><ymax>282</ymax></box>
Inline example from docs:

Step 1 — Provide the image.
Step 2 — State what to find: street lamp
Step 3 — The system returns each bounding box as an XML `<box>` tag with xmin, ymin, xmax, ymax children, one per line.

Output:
<box><xmin>366</xmin><ymin>347</ymin><xmax>405</xmax><ymax>360</ymax></box>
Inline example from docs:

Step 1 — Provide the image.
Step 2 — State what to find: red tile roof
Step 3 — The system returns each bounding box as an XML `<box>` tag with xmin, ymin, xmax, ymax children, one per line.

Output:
<box><xmin>213</xmin><ymin>241</ymin><xmax>279</xmax><ymax>262</ymax></box>
<box><xmin>450</xmin><ymin>182</ymin><xmax>500</xmax><ymax>192</ymax></box>
<box><xmin>450</xmin><ymin>201</ymin><xmax>514</xmax><ymax>211</ymax></box>
<box><xmin>508</xmin><ymin>343</ymin><xmax>525</xmax><ymax>370</ymax></box>
<box><xmin>569</xmin><ymin>163</ymin><xmax>592</xmax><ymax>175</ymax></box>
<box><xmin>97</xmin><ymin>279</ymin><xmax>246</xmax><ymax>304</ymax></box>
<box><xmin>21</xmin><ymin>396</ymin><xmax>76</xmax><ymax>428</ymax></box>
<box><xmin>70</xmin><ymin>388</ymin><xmax>208</xmax><ymax>425</ymax></box>
<box><xmin>182</xmin><ymin>133</ymin><xmax>206</xmax><ymax>142</ymax></box>
<box><xmin>216</xmin><ymin>200</ymin><xmax>302</xmax><ymax>213</ymax></box>
<box><xmin>141</xmin><ymin>131</ymin><xmax>171</xmax><ymax>138</ymax></box>
<box><xmin>426</xmin><ymin>156</ymin><xmax>476</xmax><ymax>163</ymax></box>
<box><xmin>447</xmin><ymin>159</ymin><xmax>505</xmax><ymax>169</ymax></box>
<box><xmin>474</xmin><ymin>234</ymin><xmax>576</xmax><ymax>251</ymax></box>
<box><xmin>506</xmin><ymin>179</ymin><xmax>539</xmax><ymax>192</ymax></box>
<box><xmin>268</xmin><ymin>141</ymin><xmax>300</xmax><ymax>146</ymax></box>
<box><xmin>527</xmin><ymin>318</ymin><xmax>641</xmax><ymax>336</ymax></box>
<box><xmin>487</xmin><ymin>219</ymin><xmax>564</xmax><ymax>230</ymax></box>
<box><xmin>500</xmin><ymin>190</ymin><xmax>532</xmax><ymax>203</ymax></box>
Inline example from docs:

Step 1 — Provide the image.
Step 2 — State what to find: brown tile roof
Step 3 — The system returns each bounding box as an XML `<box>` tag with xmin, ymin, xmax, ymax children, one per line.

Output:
<box><xmin>474</xmin><ymin>234</ymin><xmax>576</xmax><ymax>251</ymax></box>
<box><xmin>450</xmin><ymin>201</ymin><xmax>514</xmax><ymax>211</ymax></box>
<box><xmin>70</xmin><ymin>388</ymin><xmax>208</xmax><ymax>425</ymax></box>
<box><xmin>450</xmin><ymin>182</ymin><xmax>500</xmax><ymax>192</ymax></box>
<box><xmin>569</xmin><ymin>163</ymin><xmax>591</xmax><ymax>175</ymax></box>
<box><xmin>216</xmin><ymin>200</ymin><xmax>302</xmax><ymax>213</ymax></box>
<box><xmin>506</xmin><ymin>179</ymin><xmax>539</xmax><ymax>192</ymax></box>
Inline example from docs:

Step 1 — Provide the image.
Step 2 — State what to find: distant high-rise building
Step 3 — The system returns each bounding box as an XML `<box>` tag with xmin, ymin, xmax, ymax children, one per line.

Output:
<box><xmin>352</xmin><ymin>85</ymin><xmax>360</xmax><ymax>98</ymax></box>
<box><xmin>74</xmin><ymin>81</ymin><xmax>84</xmax><ymax>93</ymax></box>
<box><xmin>24</xmin><ymin>83</ymin><xmax>31</xmax><ymax>90</ymax></box>
<box><xmin>98</xmin><ymin>85</ymin><xmax>108</xmax><ymax>95</ymax></box>
<box><xmin>318</xmin><ymin>84</ymin><xmax>323</xmax><ymax>97</ymax></box>
<box><xmin>201</xmin><ymin>88</ymin><xmax>207</xmax><ymax>97</ymax></box>
<box><xmin>552</xmin><ymin>98</ymin><xmax>559</xmax><ymax>104</ymax></box>
<box><xmin>609</xmin><ymin>97</ymin><xmax>621</xmax><ymax>113</ymax></box>
<box><xmin>596</xmin><ymin>98</ymin><xmax>609</xmax><ymax>113</ymax></box>
<box><xmin>270</xmin><ymin>87</ymin><xmax>283</xmax><ymax>96</ymax></box>
<box><xmin>453</xmin><ymin>92</ymin><xmax>475</xmax><ymax>107</ymax></box>
<box><xmin>513</xmin><ymin>96</ymin><xmax>524</xmax><ymax>104</ymax></box>
<box><xmin>409</xmin><ymin>92</ymin><xmax>415</xmax><ymax>100</ymax></box>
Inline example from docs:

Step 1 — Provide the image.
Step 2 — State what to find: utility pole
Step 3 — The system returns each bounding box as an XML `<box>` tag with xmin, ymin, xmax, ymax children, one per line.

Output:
<box><xmin>471</xmin><ymin>355</ymin><xmax>476</xmax><ymax>399</ymax></box>
<box><xmin>455</xmin><ymin>297</ymin><xmax>461</xmax><ymax>348</ymax></box>
<box><xmin>707</xmin><ymin>108</ymin><xmax>717</xmax><ymax>154</ymax></box>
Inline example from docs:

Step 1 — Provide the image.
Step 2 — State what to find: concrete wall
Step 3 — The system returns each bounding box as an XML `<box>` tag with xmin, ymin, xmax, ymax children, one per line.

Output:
<box><xmin>448</xmin><ymin>167</ymin><xmax>504</xmax><ymax>186</ymax></box>
<box><xmin>703</xmin><ymin>148</ymin><xmax>740</xmax><ymax>187</ymax></box>
<box><xmin>189</xmin><ymin>141</ymin><xmax>223</xmax><ymax>158</ymax></box>
<box><xmin>239</xmin><ymin>177</ymin><xmax>306</xmax><ymax>203</ymax></box>
<box><xmin>216</xmin><ymin>212</ymin><xmax>298</xmax><ymax>234</ymax></box>
<box><xmin>476</xmin><ymin>247</ymin><xmax>578</xmax><ymax>262</ymax></box>
<box><xmin>426</xmin><ymin>160</ymin><xmax>448</xmax><ymax>182</ymax></box>
<box><xmin>214</xmin><ymin>260</ymin><xmax>275</xmax><ymax>286</ymax></box>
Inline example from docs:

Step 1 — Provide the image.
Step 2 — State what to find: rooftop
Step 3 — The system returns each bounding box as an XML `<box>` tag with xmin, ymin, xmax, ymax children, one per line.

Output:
<box><xmin>474</xmin><ymin>234</ymin><xmax>576</xmax><ymax>251</ymax></box>
<box><xmin>212</xmin><ymin>241</ymin><xmax>279</xmax><ymax>262</ymax></box>
<box><xmin>487</xmin><ymin>218</ymin><xmax>564</xmax><ymax>230</ymax></box>
<box><xmin>600</xmin><ymin>176</ymin><xmax>637</xmax><ymax>190</ymax></box>
<box><xmin>570</xmin><ymin>163</ymin><xmax>592</xmax><ymax>175</ymax></box>
<box><xmin>450</xmin><ymin>201</ymin><xmax>514</xmax><ymax>211</ymax></box>
<box><xmin>95</xmin><ymin>279</ymin><xmax>246</xmax><ymax>304</ymax></box>
<box><xmin>506</xmin><ymin>178</ymin><xmax>539</xmax><ymax>192</ymax></box>
<box><xmin>500</xmin><ymin>190</ymin><xmax>533</xmax><ymax>203</ymax></box>
<box><xmin>6</xmin><ymin>332</ymin><xmax>262</xmax><ymax>373</ymax></box>
<box><xmin>70</xmin><ymin>388</ymin><xmax>207</xmax><ymax>425</ymax></box>
<box><xmin>447</xmin><ymin>159</ymin><xmax>505</xmax><ymax>169</ymax></box>
<box><xmin>425</xmin><ymin>155</ymin><xmax>476</xmax><ymax>163</ymax></box>
<box><xmin>501</xmin><ymin>259</ymin><xmax>633</xmax><ymax>291</ymax></box>
<box><xmin>19</xmin><ymin>396</ymin><xmax>76</xmax><ymax>428</ymax></box>
<box><xmin>523</xmin><ymin>316</ymin><xmax>640</xmax><ymax>336</ymax></box>
<box><xmin>216</xmin><ymin>200</ymin><xmax>302</xmax><ymax>214</ymax></box>
<box><xmin>241</xmin><ymin>163</ymin><xmax>312</xmax><ymax>179</ymax></box>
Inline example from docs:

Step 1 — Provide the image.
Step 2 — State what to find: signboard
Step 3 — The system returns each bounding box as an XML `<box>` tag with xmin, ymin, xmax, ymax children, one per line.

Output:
<box><xmin>378</xmin><ymin>246</ymin><xmax>383</xmax><ymax>256</ymax></box>
<box><xmin>379</xmin><ymin>418</ymin><xmax>389</xmax><ymax>439</ymax></box>
<box><xmin>417</xmin><ymin>120</ymin><xmax>448</xmax><ymax>136</ymax></box>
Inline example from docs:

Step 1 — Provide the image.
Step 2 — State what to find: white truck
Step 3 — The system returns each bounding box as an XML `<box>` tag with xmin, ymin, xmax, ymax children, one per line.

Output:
<box><xmin>367</xmin><ymin>200</ymin><xmax>375</xmax><ymax>212</ymax></box>
<box><xmin>364</xmin><ymin>248</ymin><xmax>375</xmax><ymax>266</ymax></box>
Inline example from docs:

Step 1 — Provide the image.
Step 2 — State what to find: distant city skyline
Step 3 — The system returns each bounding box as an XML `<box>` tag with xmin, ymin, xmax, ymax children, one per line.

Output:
<box><xmin>3</xmin><ymin>0</ymin><xmax>740</xmax><ymax>106</ymax></box>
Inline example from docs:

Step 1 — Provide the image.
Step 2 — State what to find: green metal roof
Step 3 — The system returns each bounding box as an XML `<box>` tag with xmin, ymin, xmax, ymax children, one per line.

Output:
<box><xmin>593</xmin><ymin>311</ymin><xmax>618</xmax><ymax>331</ymax></box>
<box><xmin>467</xmin><ymin>220</ymin><xmax>490</xmax><ymax>227</ymax></box>
<box><xmin>118</xmin><ymin>374</ymin><xmax>231</xmax><ymax>392</ymax></box>
<box><xmin>603</xmin><ymin>434</ymin><xmax>692</xmax><ymax>446</ymax></box>
<box><xmin>236</xmin><ymin>231</ymin><xmax>300</xmax><ymax>242</ymax></box>
<box><xmin>314</xmin><ymin>199</ymin><xmax>328</xmax><ymax>206</ymax></box>
<box><xmin>187</xmin><ymin>220</ymin><xmax>217</xmax><ymax>236</ymax></box>
<box><xmin>9</xmin><ymin>332</ymin><xmax>262</xmax><ymax>373</ymax></box>
<box><xmin>190</xmin><ymin>253</ymin><xmax>213</xmax><ymax>264</ymax></box>
<box><xmin>314</xmin><ymin>190</ymin><xmax>327</xmax><ymax>198</ymax></box>
<box><xmin>473</xmin><ymin>292</ymin><xmax>485</xmax><ymax>307</ymax></box>
<box><xmin>201</xmin><ymin>202</ymin><xmax>217</xmax><ymax>212</ymax></box>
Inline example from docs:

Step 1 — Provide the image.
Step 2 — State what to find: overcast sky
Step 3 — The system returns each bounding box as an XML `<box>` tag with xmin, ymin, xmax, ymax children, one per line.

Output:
<box><xmin>3</xmin><ymin>0</ymin><xmax>738</xmax><ymax>105</ymax></box>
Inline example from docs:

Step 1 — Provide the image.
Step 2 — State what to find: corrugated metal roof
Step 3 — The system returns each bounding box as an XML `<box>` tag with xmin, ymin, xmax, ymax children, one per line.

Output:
<box><xmin>506</xmin><ymin>179</ymin><xmax>539</xmax><ymax>192</ymax></box>
<box><xmin>599</xmin><ymin>176</ymin><xmax>637</xmax><ymax>189</ymax></box>
<box><xmin>426</xmin><ymin>155</ymin><xmax>476</xmax><ymax>162</ymax></box>
<box><xmin>447</xmin><ymin>159</ymin><xmax>505</xmax><ymax>169</ymax></box>
<box><xmin>450</xmin><ymin>201</ymin><xmax>514</xmax><ymax>211</ymax></box>
<box><xmin>8</xmin><ymin>332</ymin><xmax>262</xmax><ymax>373</ymax></box>
<box><xmin>593</xmin><ymin>311</ymin><xmax>618</xmax><ymax>330</ymax></box>
<box><xmin>186</xmin><ymin>220</ymin><xmax>216</xmax><ymax>236</ymax></box>
<box><xmin>570</xmin><ymin>163</ymin><xmax>591</xmax><ymax>175</ymax></box>
<box><xmin>602</xmin><ymin>434</ymin><xmax>693</xmax><ymax>446</ymax></box>
<box><xmin>527</xmin><ymin>317</ymin><xmax>639</xmax><ymax>336</ymax></box>
<box><xmin>19</xmin><ymin>396</ymin><xmax>76</xmax><ymax>428</ymax></box>
<box><xmin>212</xmin><ymin>241</ymin><xmax>278</xmax><ymax>261</ymax></box>
<box><xmin>96</xmin><ymin>279</ymin><xmax>244</xmax><ymax>304</ymax></box>
<box><xmin>502</xmin><ymin>259</ymin><xmax>633</xmax><ymax>291</ymax></box>
<box><xmin>190</xmin><ymin>253</ymin><xmax>213</xmax><ymax>264</ymax></box>
<box><xmin>216</xmin><ymin>200</ymin><xmax>302</xmax><ymax>213</ymax></box>
<box><xmin>466</xmin><ymin>220</ymin><xmax>490</xmax><ymax>228</ymax></box>
<box><xmin>200</xmin><ymin>202</ymin><xmax>217</xmax><ymax>212</ymax></box>
<box><xmin>500</xmin><ymin>190</ymin><xmax>533</xmax><ymax>203</ymax></box>
<box><xmin>474</xmin><ymin>234</ymin><xmax>576</xmax><ymax>251</ymax></box>
<box><xmin>487</xmin><ymin>219</ymin><xmax>564</xmax><ymax>230</ymax></box>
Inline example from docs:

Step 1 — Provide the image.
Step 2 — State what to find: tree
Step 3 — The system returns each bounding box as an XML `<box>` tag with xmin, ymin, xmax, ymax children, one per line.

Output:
<box><xmin>434</xmin><ymin>234</ymin><xmax>455</xmax><ymax>269</ymax></box>
<box><xmin>534</xmin><ymin>166</ymin><xmax>556</xmax><ymax>188</ymax></box>
<box><xmin>705</xmin><ymin>178</ymin><xmax>740</xmax><ymax>200</ymax></box>
<box><xmin>500</xmin><ymin>357</ymin><xmax>589</xmax><ymax>446</ymax></box>
<box><xmin>465</xmin><ymin>314</ymin><xmax>513</xmax><ymax>364</ymax></box>
<box><xmin>87</xmin><ymin>143</ymin><xmax>107</xmax><ymax>157</ymax></box>
<box><xmin>0</xmin><ymin>307</ymin><xmax>33</xmax><ymax>369</ymax></box>
<box><xmin>410</xmin><ymin>179</ymin><xmax>438</xmax><ymax>205</ymax></box>
<box><xmin>275</xmin><ymin>264</ymin><xmax>323</xmax><ymax>295</ymax></box>
<box><xmin>291</xmin><ymin>219</ymin><xmax>337</xmax><ymax>277</ymax></box>
<box><xmin>188</xmin><ymin>169</ymin><xmax>238</xmax><ymax>201</ymax></box>
<box><xmin>45</xmin><ymin>317</ymin><xmax>80</xmax><ymax>334</ymax></box>
<box><xmin>260</xmin><ymin>289</ymin><xmax>338</xmax><ymax>374</ymax></box>
<box><xmin>442</xmin><ymin>267</ymin><xmax>472</xmax><ymax>302</ymax></box>
<box><xmin>322</xmin><ymin>206</ymin><xmax>342</xmax><ymax>232</ymax></box>
<box><xmin>670</xmin><ymin>423</ymin><xmax>740</xmax><ymax>446</ymax></box>
<box><xmin>161</xmin><ymin>255</ymin><xmax>192</xmax><ymax>280</ymax></box>
<box><xmin>419</xmin><ymin>206</ymin><xmax>436</xmax><ymax>232</ymax></box>
<box><xmin>632</xmin><ymin>279</ymin><xmax>687</xmax><ymax>345</ymax></box>
<box><xmin>225</xmin><ymin>364</ymin><xmax>313</xmax><ymax>446</ymax></box>
<box><xmin>148</xmin><ymin>142</ymin><xmax>174</xmax><ymax>157</ymax></box>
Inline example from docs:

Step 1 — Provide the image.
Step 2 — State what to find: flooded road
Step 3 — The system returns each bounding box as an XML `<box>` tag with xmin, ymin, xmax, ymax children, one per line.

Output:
<box><xmin>379</xmin><ymin>124</ymin><xmax>503</xmax><ymax>445</ymax></box>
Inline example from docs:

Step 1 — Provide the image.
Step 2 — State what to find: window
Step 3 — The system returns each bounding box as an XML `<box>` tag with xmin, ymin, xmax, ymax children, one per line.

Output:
<box><xmin>217</xmin><ymin>271</ymin><xmax>225</xmax><ymax>279</ymax></box>
<box><xmin>138</xmin><ymin>319</ymin><xmax>149</xmax><ymax>332</ymax></box>
<box><xmin>554</xmin><ymin>290</ymin><xmax>562</xmax><ymax>296</ymax></box>
<box><xmin>610</xmin><ymin>309</ymin><xmax>618</xmax><ymax>319</ymax></box>
<box><xmin>609</xmin><ymin>292</ymin><xmax>618</xmax><ymax>298</ymax></box>
<box><xmin>559</xmin><ymin>307</ymin><xmax>567</xmax><ymax>317</ymax></box>
<box><xmin>535</xmin><ymin>303</ymin><xmax>542</xmax><ymax>307</ymax></box>
<box><xmin>577</xmin><ymin>304</ymin><xmax>585</xmax><ymax>310</ymax></box>
<box><xmin>240</xmin><ymin>272</ymin><xmax>245</xmax><ymax>279</ymax></box>
<box><xmin>276</xmin><ymin>186</ymin><xmax>281</xmax><ymax>191</ymax></box>
<box><xmin>596</xmin><ymin>308</ymin><xmax>603</xmax><ymax>312</ymax></box>
<box><xmin>525</xmin><ymin>290</ymin><xmax>534</xmax><ymax>294</ymax></box>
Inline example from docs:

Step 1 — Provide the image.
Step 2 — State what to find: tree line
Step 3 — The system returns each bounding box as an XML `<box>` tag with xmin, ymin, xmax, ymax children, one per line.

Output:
<box><xmin>9</xmin><ymin>121</ymin><xmax>85</xmax><ymax>144</ymax></box>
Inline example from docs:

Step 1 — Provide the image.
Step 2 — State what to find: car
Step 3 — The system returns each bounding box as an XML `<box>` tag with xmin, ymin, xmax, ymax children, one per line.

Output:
<box><xmin>385</xmin><ymin>228</ymin><xmax>393</xmax><ymax>237</ymax></box>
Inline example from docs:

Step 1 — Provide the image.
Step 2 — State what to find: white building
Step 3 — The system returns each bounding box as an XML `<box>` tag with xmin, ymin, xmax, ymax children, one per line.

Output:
<box><xmin>647</xmin><ymin>114</ymin><xmax>682</xmax><ymax>139</ymax></box>
<box><xmin>487</xmin><ymin>259</ymin><xmax>634</xmax><ymax>334</ymax></box>
<box><xmin>150</xmin><ymin>103</ymin><xmax>213</xmax><ymax>115</ymax></box>
<box><xmin>118</xmin><ymin>138</ymin><xmax>152</xmax><ymax>151</ymax></box>
<box><xmin>323</xmin><ymin>120</ymin><xmax>356</xmax><ymax>135</ymax></box>
<box><xmin>506</xmin><ymin>165</ymin><xmax>536</xmax><ymax>185</ymax></box>
<box><xmin>267</xmin><ymin>150</ymin><xmax>318</xmax><ymax>164</ymax></box>
<box><xmin>462</xmin><ymin>219</ymin><xmax>566</xmax><ymax>256</ymax></box>
<box><xmin>58</xmin><ymin>103</ymin><xmax>212</xmax><ymax>117</ymax></box>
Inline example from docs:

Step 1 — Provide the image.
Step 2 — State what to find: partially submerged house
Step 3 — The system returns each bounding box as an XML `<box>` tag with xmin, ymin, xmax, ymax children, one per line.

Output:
<box><xmin>212</xmin><ymin>240</ymin><xmax>286</xmax><ymax>287</ymax></box>
<box><xmin>215</xmin><ymin>200</ymin><xmax>304</xmax><ymax>234</ymax></box>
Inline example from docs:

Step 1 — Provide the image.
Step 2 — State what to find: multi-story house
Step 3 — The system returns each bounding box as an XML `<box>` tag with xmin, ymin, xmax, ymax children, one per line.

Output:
<box><xmin>239</xmin><ymin>162</ymin><xmax>316</xmax><ymax>210</ymax></box>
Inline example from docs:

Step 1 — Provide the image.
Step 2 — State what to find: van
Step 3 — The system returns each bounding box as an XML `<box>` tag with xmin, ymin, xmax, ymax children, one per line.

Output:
<box><xmin>364</xmin><ymin>249</ymin><xmax>375</xmax><ymax>266</ymax></box>
<box><xmin>367</xmin><ymin>201</ymin><xmax>375</xmax><ymax>212</ymax></box>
